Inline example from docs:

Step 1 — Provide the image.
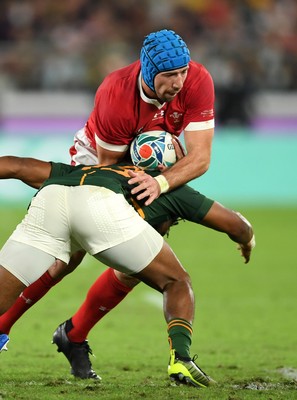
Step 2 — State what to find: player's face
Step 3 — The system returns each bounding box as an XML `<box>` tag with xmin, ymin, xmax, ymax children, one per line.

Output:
<box><xmin>154</xmin><ymin>66</ymin><xmax>189</xmax><ymax>102</ymax></box>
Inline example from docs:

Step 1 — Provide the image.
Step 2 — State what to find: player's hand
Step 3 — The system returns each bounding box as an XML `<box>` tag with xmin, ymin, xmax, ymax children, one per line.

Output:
<box><xmin>157</xmin><ymin>164</ymin><xmax>166</xmax><ymax>172</ymax></box>
<box><xmin>128</xmin><ymin>170</ymin><xmax>161</xmax><ymax>205</ymax></box>
<box><xmin>237</xmin><ymin>236</ymin><xmax>256</xmax><ymax>264</ymax></box>
<box><xmin>157</xmin><ymin>135</ymin><xmax>185</xmax><ymax>173</ymax></box>
<box><xmin>172</xmin><ymin>135</ymin><xmax>186</xmax><ymax>160</ymax></box>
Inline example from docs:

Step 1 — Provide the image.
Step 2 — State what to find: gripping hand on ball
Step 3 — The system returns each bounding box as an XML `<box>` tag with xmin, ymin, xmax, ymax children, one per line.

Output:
<box><xmin>157</xmin><ymin>136</ymin><xmax>185</xmax><ymax>172</ymax></box>
<box><xmin>172</xmin><ymin>135</ymin><xmax>186</xmax><ymax>159</ymax></box>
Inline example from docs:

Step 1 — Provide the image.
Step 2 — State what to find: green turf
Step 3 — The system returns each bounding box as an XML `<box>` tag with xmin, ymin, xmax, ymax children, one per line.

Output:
<box><xmin>0</xmin><ymin>206</ymin><xmax>296</xmax><ymax>399</ymax></box>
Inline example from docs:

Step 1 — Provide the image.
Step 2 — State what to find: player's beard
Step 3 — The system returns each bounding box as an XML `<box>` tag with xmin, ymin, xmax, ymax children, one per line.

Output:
<box><xmin>156</xmin><ymin>89</ymin><xmax>179</xmax><ymax>103</ymax></box>
<box><xmin>157</xmin><ymin>93</ymin><xmax>176</xmax><ymax>103</ymax></box>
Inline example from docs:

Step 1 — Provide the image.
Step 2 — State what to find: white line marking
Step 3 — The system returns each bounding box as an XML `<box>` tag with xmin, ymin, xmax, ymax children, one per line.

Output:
<box><xmin>143</xmin><ymin>292</ymin><xmax>163</xmax><ymax>309</ymax></box>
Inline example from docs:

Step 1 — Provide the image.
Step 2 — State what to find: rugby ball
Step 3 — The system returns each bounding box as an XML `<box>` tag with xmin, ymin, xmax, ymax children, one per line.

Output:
<box><xmin>130</xmin><ymin>131</ymin><xmax>177</xmax><ymax>170</ymax></box>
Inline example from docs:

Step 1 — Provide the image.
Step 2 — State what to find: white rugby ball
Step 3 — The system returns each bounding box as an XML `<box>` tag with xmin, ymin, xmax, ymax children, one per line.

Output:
<box><xmin>130</xmin><ymin>131</ymin><xmax>176</xmax><ymax>170</ymax></box>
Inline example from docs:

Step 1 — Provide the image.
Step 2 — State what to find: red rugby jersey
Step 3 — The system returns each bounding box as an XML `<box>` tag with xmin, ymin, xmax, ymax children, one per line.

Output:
<box><xmin>85</xmin><ymin>60</ymin><xmax>215</xmax><ymax>150</ymax></box>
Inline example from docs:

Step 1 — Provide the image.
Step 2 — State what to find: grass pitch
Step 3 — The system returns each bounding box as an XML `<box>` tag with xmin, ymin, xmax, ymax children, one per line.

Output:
<box><xmin>0</xmin><ymin>205</ymin><xmax>296</xmax><ymax>400</ymax></box>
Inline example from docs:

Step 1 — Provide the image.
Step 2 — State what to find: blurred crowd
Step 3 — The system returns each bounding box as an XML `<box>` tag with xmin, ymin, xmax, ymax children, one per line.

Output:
<box><xmin>0</xmin><ymin>0</ymin><xmax>296</xmax><ymax>124</ymax></box>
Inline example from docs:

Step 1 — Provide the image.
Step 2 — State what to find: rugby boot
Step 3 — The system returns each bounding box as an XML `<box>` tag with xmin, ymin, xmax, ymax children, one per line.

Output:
<box><xmin>52</xmin><ymin>321</ymin><xmax>100</xmax><ymax>380</ymax></box>
<box><xmin>0</xmin><ymin>333</ymin><xmax>9</xmax><ymax>352</ymax></box>
<box><xmin>168</xmin><ymin>349</ymin><xmax>216</xmax><ymax>388</ymax></box>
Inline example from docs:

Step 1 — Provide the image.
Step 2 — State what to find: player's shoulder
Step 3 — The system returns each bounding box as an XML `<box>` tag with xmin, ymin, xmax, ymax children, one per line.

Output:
<box><xmin>181</xmin><ymin>61</ymin><xmax>213</xmax><ymax>96</ymax></box>
<box><xmin>50</xmin><ymin>162</ymin><xmax>73</xmax><ymax>178</ymax></box>
<box><xmin>188</xmin><ymin>60</ymin><xmax>209</xmax><ymax>73</ymax></box>
<box><xmin>187</xmin><ymin>60</ymin><xmax>212</xmax><ymax>82</ymax></box>
<box><xmin>96</xmin><ymin>61</ymin><xmax>140</xmax><ymax>103</ymax></box>
<box><xmin>104</xmin><ymin>60</ymin><xmax>140</xmax><ymax>85</ymax></box>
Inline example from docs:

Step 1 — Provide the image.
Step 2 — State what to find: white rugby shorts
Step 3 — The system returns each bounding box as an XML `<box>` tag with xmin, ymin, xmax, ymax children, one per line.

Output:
<box><xmin>70</xmin><ymin>127</ymin><xmax>129</xmax><ymax>165</ymax></box>
<box><xmin>71</xmin><ymin>128</ymin><xmax>98</xmax><ymax>166</ymax></box>
<box><xmin>0</xmin><ymin>185</ymin><xmax>163</xmax><ymax>286</ymax></box>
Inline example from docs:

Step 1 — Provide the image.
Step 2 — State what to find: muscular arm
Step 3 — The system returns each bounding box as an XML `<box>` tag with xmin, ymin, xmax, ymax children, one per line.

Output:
<box><xmin>153</xmin><ymin>201</ymin><xmax>255</xmax><ymax>264</ymax></box>
<box><xmin>96</xmin><ymin>144</ymin><xmax>128</xmax><ymax>166</ymax></box>
<box><xmin>201</xmin><ymin>201</ymin><xmax>255</xmax><ymax>263</ymax></box>
<box><xmin>0</xmin><ymin>156</ymin><xmax>52</xmax><ymax>189</ymax></box>
<box><xmin>129</xmin><ymin>127</ymin><xmax>214</xmax><ymax>205</ymax></box>
<box><xmin>163</xmin><ymin>127</ymin><xmax>214</xmax><ymax>187</ymax></box>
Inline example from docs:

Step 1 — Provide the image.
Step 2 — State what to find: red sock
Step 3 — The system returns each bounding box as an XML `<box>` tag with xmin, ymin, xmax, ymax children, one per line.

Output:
<box><xmin>0</xmin><ymin>271</ymin><xmax>61</xmax><ymax>334</ymax></box>
<box><xmin>68</xmin><ymin>268</ymin><xmax>133</xmax><ymax>343</ymax></box>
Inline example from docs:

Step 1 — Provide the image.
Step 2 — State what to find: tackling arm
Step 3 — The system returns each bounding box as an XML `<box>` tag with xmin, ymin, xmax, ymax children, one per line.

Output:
<box><xmin>163</xmin><ymin>127</ymin><xmax>214</xmax><ymax>187</ymax></box>
<box><xmin>200</xmin><ymin>201</ymin><xmax>255</xmax><ymax>263</ymax></box>
<box><xmin>128</xmin><ymin>127</ymin><xmax>214</xmax><ymax>205</ymax></box>
<box><xmin>0</xmin><ymin>156</ymin><xmax>52</xmax><ymax>189</ymax></box>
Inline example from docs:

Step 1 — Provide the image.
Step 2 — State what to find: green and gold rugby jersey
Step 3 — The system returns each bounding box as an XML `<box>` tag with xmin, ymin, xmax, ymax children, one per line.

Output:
<box><xmin>41</xmin><ymin>162</ymin><xmax>214</xmax><ymax>227</ymax></box>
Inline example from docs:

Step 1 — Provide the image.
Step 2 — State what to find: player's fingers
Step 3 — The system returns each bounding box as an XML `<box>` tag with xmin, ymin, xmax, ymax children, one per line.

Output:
<box><xmin>243</xmin><ymin>248</ymin><xmax>251</xmax><ymax>263</ymax></box>
<box><xmin>128</xmin><ymin>170</ymin><xmax>138</xmax><ymax>178</ymax></box>
<box><xmin>237</xmin><ymin>244</ymin><xmax>251</xmax><ymax>264</ymax></box>
<box><xmin>128</xmin><ymin>171</ymin><xmax>152</xmax><ymax>186</ymax></box>
<box><xmin>128</xmin><ymin>176</ymin><xmax>143</xmax><ymax>185</ymax></box>
<box><xmin>144</xmin><ymin>189</ymin><xmax>159</xmax><ymax>205</ymax></box>
<box><xmin>172</xmin><ymin>136</ymin><xmax>186</xmax><ymax>159</ymax></box>
<box><xmin>158</xmin><ymin>164</ymin><xmax>166</xmax><ymax>172</ymax></box>
<box><xmin>130</xmin><ymin>183</ymin><xmax>147</xmax><ymax>194</ymax></box>
<box><xmin>243</xmin><ymin>252</ymin><xmax>250</xmax><ymax>263</ymax></box>
<box><xmin>128</xmin><ymin>169</ymin><xmax>145</xmax><ymax>178</ymax></box>
<box><xmin>128</xmin><ymin>176</ymin><xmax>148</xmax><ymax>188</ymax></box>
<box><xmin>135</xmin><ymin>188</ymin><xmax>157</xmax><ymax>202</ymax></box>
<box><xmin>136</xmin><ymin>191</ymin><xmax>150</xmax><ymax>201</ymax></box>
<box><xmin>144</xmin><ymin>195</ymin><xmax>156</xmax><ymax>206</ymax></box>
<box><xmin>136</xmin><ymin>182</ymin><xmax>159</xmax><ymax>201</ymax></box>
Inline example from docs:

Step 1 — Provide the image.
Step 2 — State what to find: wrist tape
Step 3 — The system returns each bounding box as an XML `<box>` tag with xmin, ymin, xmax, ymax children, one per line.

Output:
<box><xmin>154</xmin><ymin>175</ymin><xmax>170</xmax><ymax>194</ymax></box>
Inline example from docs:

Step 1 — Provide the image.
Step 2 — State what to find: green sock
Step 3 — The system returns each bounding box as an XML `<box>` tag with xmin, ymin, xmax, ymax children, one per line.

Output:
<box><xmin>167</xmin><ymin>318</ymin><xmax>193</xmax><ymax>359</ymax></box>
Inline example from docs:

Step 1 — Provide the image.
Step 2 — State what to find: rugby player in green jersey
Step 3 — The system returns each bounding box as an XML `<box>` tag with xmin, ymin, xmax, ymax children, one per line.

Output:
<box><xmin>0</xmin><ymin>156</ymin><xmax>255</xmax><ymax>388</ymax></box>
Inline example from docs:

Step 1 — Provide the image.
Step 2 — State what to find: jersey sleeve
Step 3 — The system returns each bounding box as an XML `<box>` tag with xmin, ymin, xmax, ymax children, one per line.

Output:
<box><xmin>164</xmin><ymin>185</ymin><xmax>214</xmax><ymax>222</ymax></box>
<box><xmin>92</xmin><ymin>73</ymin><xmax>138</xmax><ymax>147</ymax></box>
<box><xmin>144</xmin><ymin>184</ymin><xmax>214</xmax><ymax>226</ymax></box>
<box><xmin>49</xmin><ymin>162</ymin><xmax>74</xmax><ymax>178</ymax></box>
<box><xmin>183</xmin><ymin>65</ymin><xmax>215</xmax><ymax>131</ymax></box>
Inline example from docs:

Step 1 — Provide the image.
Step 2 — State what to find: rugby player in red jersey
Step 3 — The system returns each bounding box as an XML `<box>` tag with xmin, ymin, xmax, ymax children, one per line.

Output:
<box><xmin>0</xmin><ymin>29</ymin><xmax>218</xmax><ymax>383</ymax></box>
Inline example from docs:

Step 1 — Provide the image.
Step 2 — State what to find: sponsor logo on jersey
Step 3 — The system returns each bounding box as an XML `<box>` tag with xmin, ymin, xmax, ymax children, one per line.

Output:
<box><xmin>169</xmin><ymin>111</ymin><xmax>183</xmax><ymax>124</ymax></box>
<box><xmin>201</xmin><ymin>109</ymin><xmax>214</xmax><ymax>118</ymax></box>
<box><xmin>152</xmin><ymin>110</ymin><xmax>165</xmax><ymax>121</ymax></box>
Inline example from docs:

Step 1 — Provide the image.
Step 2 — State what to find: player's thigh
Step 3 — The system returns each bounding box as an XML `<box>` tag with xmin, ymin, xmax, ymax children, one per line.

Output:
<box><xmin>47</xmin><ymin>239</ymin><xmax>86</xmax><ymax>279</ymax></box>
<box><xmin>93</xmin><ymin>223</ymin><xmax>163</xmax><ymax>275</ymax></box>
<box><xmin>134</xmin><ymin>241</ymin><xmax>191</xmax><ymax>292</ymax></box>
<box><xmin>0</xmin><ymin>265</ymin><xmax>26</xmax><ymax>314</ymax></box>
<box><xmin>7</xmin><ymin>185</ymin><xmax>72</xmax><ymax>263</ymax></box>
<box><xmin>114</xmin><ymin>270</ymin><xmax>141</xmax><ymax>288</ymax></box>
<box><xmin>69</xmin><ymin>188</ymin><xmax>156</xmax><ymax>256</ymax></box>
<box><xmin>0</xmin><ymin>240</ymin><xmax>59</xmax><ymax>286</ymax></box>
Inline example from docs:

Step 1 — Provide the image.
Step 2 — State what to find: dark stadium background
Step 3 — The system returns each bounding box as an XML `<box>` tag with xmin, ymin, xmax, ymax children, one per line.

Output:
<box><xmin>0</xmin><ymin>3</ymin><xmax>296</xmax><ymax>398</ymax></box>
<box><xmin>0</xmin><ymin>0</ymin><xmax>296</xmax><ymax>206</ymax></box>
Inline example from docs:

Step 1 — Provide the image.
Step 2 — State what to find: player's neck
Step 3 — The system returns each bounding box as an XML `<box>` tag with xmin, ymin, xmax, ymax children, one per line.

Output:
<box><xmin>141</xmin><ymin>78</ymin><xmax>158</xmax><ymax>100</ymax></box>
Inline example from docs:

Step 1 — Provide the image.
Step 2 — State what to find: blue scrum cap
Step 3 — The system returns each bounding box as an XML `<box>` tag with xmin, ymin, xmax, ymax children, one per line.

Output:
<box><xmin>140</xmin><ymin>29</ymin><xmax>191</xmax><ymax>92</ymax></box>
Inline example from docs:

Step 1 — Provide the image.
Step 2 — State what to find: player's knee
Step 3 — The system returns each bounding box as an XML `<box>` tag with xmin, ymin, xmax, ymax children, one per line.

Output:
<box><xmin>0</xmin><ymin>266</ymin><xmax>25</xmax><ymax>314</ymax></box>
<box><xmin>114</xmin><ymin>270</ymin><xmax>140</xmax><ymax>288</ymax></box>
<box><xmin>48</xmin><ymin>259</ymin><xmax>71</xmax><ymax>279</ymax></box>
<box><xmin>161</xmin><ymin>270</ymin><xmax>192</xmax><ymax>294</ymax></box>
